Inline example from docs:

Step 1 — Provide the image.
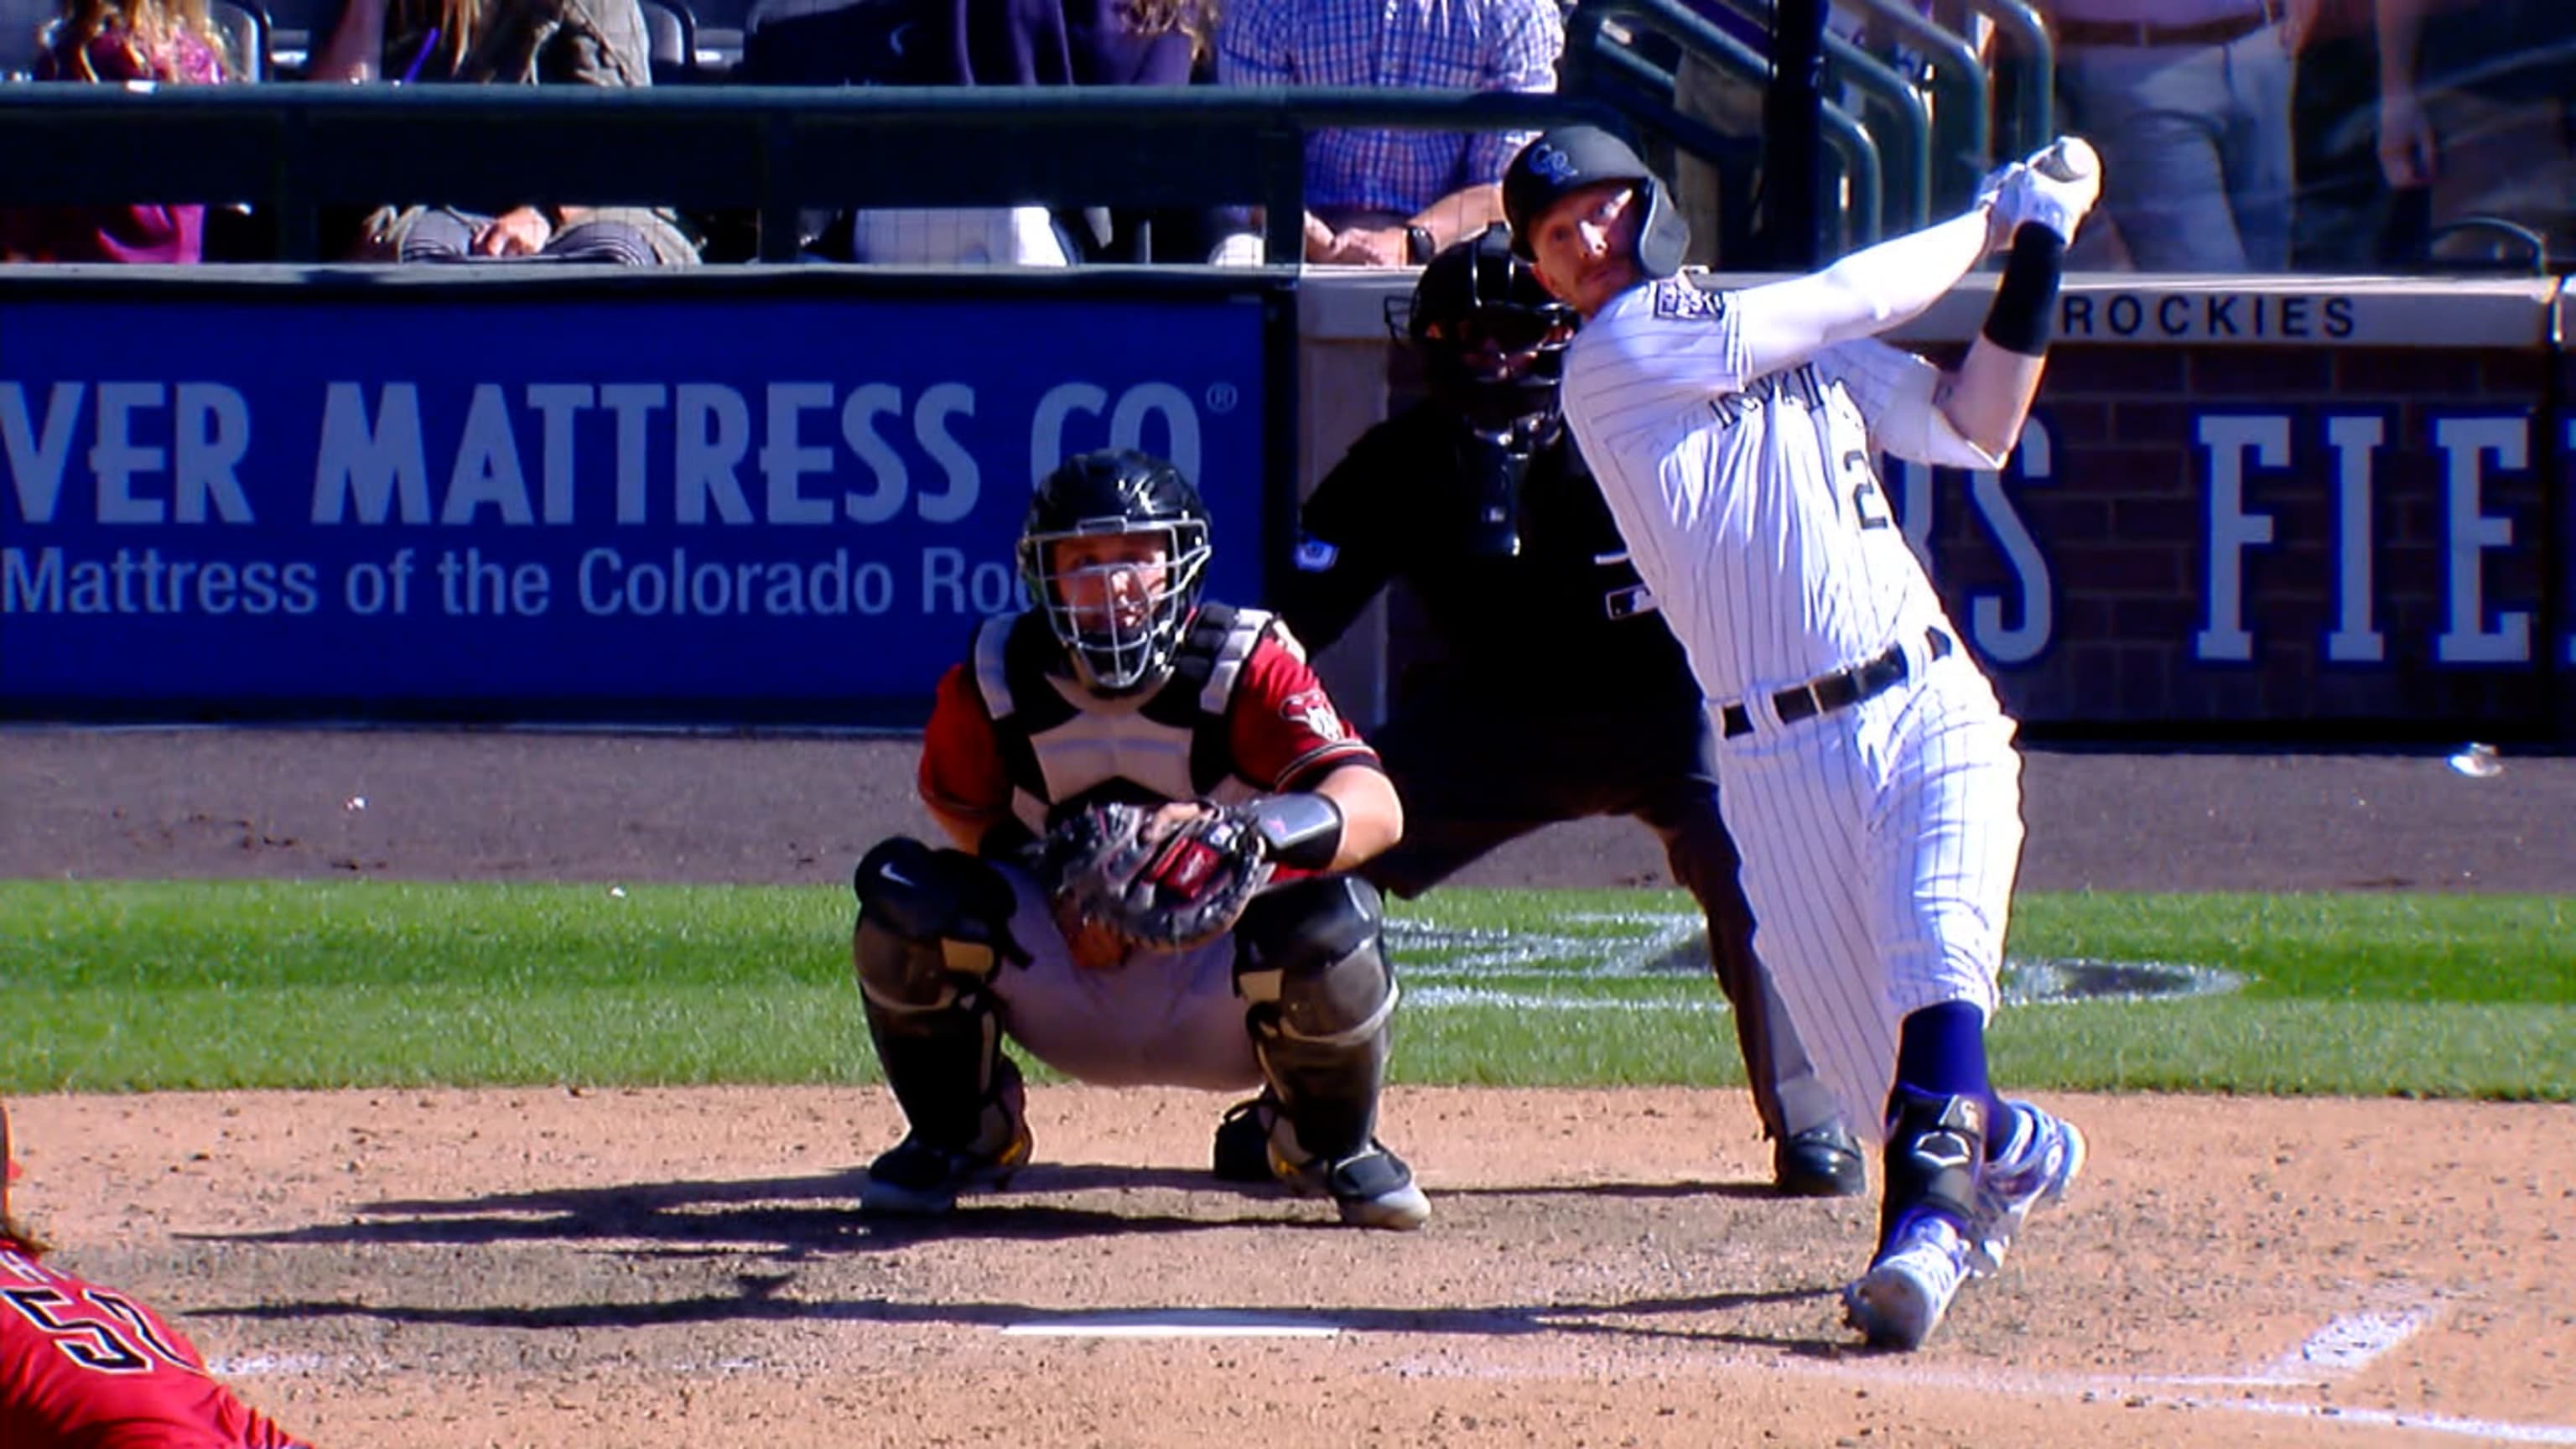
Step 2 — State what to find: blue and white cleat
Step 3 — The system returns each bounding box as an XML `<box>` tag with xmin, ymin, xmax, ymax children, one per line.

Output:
<box><xmin>1971</xmin><ymin>1099</ymin><xmax>2086</xmax><ymax>1274</ymax></box>
<box><xmin>1844</xmin><ymin>1215</ymin><xmax>1973</xmax><ymax>1351</ymax></box>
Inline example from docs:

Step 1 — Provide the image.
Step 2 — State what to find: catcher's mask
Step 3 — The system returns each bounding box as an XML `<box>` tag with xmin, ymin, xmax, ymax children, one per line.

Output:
<box><xmin>1386</xmin><ymin>222</ymin><xmax>1577</xmax><ymax>434</ymax></box>
<box><xmin>1020</xmin><ymin>449</ymin><xmax>1213</xmax><ymax>696</ymax></box>
<box><xmin>1502</xmin><ymin>124</ymin><xmax>1691</xmax><ymax>280</ymax></box>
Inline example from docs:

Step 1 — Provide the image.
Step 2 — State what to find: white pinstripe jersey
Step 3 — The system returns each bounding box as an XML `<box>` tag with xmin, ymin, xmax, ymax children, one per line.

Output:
<box><xmin>1557</xmin><ymin>277</ymin><xmax>1964</xmax><ymax>704</ymax></box>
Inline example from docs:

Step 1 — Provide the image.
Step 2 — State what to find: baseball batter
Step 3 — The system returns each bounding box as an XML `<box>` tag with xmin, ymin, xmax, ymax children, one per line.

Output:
<box><xmin>851</xmin><ymin>448</ymin><xmax>1429</xmax><ymax>1230</ymax></box>
<box><xmin>1282</xmin><ymin>223</ymin><xmax>1867</xmax><ymax>1197</ymax></box>
<box><xmin>2</xmin><ymin>1102</ymin><xmax>314</xmax><ymax>1448</ymax></box>
<box><xmin>1500</xmin><ymin>125</ymin><xmax>2096</xmax><ymax>1349</ymax></box>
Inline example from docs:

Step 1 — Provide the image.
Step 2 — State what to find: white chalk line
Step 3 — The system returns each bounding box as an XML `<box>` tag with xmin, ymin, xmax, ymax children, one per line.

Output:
<box><xmin>1002</xmin><ymin>1316</ymin><xmax>1338</xmax><ymax>1339</ymax></box>
<box><xmin>211</xmin><ymin>1302</ymin><xmax>2570</xmax><ymax>1446</ymax></box>
<box><xmin>1388</xmin><ymin>906</ymin><xmax>2244</xmax><ymax>1008</ymax></box>
<box><xmin>1374</xmin><ymin>1304</ymin><xmax>2576</xmax><ymax>1445</ymax></box>
<box><xmin>2137</xmin><ymin>1307</ymin><xmax>2435</xmax><ymax>1388</ymax></box>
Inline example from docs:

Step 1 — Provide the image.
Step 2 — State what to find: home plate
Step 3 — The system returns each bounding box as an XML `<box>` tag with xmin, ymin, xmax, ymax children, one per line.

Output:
<box><xmin>1002</xmin><ymin>1311</ymin><xmax>1340</xmax><ymax>1339</ymax></box>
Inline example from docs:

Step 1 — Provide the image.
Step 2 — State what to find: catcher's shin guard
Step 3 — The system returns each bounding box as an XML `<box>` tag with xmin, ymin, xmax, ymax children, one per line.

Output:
<box><xmin>1233</xmin><ymin>875</ymin><xmax>1396</xmax><ymax>1165</ymax></box>
<box><xmin>1877</xmin><ymin>1088</ymin><xmax>1992</xmax><ymax>1251</ymax></box>
<box><xmin>853</xmin><ymin>838</ymin><xmax>1021</xmax><ymax>1149</ymax></box>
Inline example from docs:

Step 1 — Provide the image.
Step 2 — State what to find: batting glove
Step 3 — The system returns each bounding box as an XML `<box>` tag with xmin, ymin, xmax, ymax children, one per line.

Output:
<box><xmin>1973</xmin><ymin>159</ymin><xmax>2027</xmax><ymax>214</ymax></box>
<box><xmin>1992</xmin><ymin>138</ymin><xmax>2102</xmax><ymax>246</ymax></box>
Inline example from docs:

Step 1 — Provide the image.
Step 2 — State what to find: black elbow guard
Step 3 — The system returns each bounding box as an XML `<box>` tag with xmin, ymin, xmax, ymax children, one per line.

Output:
<box><xmin>1981</xmin><ymin>225</ymin><xmax>2066</xmax><ymax>356</ymax></box>
<box><xmin>1247</xmin><ymin>792</ymin><xmax>1346</xmax><ymax>872</ymax></box>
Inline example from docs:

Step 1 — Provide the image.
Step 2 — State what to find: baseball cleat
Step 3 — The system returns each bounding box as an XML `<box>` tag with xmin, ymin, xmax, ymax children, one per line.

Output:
<box><xmin>1774</xmin><ymin>1124</ymin><xmax>1868</xmax><ymax>1198</ymax></box>
<box><xmin>859</xmin><ymin>1118</ymin><xmax>1034</xmax><ymax>1217</ymax></box>
<box><xmin>1275</xmin><ymin>1140</ymin><xmax>1431</xmax><ymax>1231</ymax></box>
<box><xmin>1970</xmin><ymin>1100</ymin><xmax>2086</xmax><ymax>1273</ymax></box>
<box><xmin>1844</xmin><ymin>1215</ymin><xmax>1972</xmax><ymax>1351</ymax></box>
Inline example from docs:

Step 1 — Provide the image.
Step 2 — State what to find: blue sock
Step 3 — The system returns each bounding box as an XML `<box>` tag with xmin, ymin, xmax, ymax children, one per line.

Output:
<box><xmin>1890</xmin><ymin>1003</ymin><xmax>2007</xmax><ymax>1155</ymax></box>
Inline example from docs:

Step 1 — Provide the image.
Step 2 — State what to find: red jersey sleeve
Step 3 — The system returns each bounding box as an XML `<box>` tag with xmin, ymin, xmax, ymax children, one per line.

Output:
<box><xmin>0</xmin><ymin>1250</ymin><xmax>310</xmax><ymax>1448</ymax></box>
<box><xmin>917</xmin><ymin>663</ymin><xmax>1013</xmax><ymax>832</ymax></box>
<box><xmin>1227</xmin><ymin>632</ymin><xmax>1379</xmax><ymax>792</ymax></box>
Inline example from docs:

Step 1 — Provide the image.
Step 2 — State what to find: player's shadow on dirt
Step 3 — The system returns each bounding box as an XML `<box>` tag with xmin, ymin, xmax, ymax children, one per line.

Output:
<box><xmin>210</xmin><ymin>1279</ymin><xmax>1851</xmax><ymax>1353</ymax></box>
<box><xmin>179</xmin><ymin>1162</ymin><xmax>1460</xmax><ymax>1258</ymax></box>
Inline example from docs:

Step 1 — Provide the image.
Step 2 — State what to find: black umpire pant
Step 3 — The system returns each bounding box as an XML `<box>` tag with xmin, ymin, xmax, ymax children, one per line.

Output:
<box><xmin>1361</xmin><ymin>687</ymin><xmax>1810</xmax><ymax>1140</ymax></box>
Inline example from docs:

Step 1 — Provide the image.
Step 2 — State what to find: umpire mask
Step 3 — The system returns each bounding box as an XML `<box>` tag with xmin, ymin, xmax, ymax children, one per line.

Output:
<box><xmin>1387</xmin><ymin>225</ymin><xmax>1577</xmax><ymax>556</ymax></box>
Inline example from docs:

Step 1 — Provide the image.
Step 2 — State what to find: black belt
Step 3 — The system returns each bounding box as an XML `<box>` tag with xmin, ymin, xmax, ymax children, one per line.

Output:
<box><xmin>2054</xmin><ymin>13</ymin><xmax>2272</xmax><ymax>49</ymax></box>
<box><xmin>1720</xmin><ymin>628</ymin><xmax>1952</xmax><ymax>740</ymax></box>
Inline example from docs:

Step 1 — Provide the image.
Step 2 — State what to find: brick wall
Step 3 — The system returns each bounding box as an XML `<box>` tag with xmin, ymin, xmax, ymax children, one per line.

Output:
<box><xmin>1930</xmin><ymin>340</ymin><xmax>2563</xmax><ymax>742</ymax></box>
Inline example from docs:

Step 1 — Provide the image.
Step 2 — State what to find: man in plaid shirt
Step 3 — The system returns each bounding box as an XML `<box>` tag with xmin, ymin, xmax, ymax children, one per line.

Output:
<box><xmin>1218</xmin><ymin>0</ymin><xmax>1564</xmax><ymax>266</ymax></box>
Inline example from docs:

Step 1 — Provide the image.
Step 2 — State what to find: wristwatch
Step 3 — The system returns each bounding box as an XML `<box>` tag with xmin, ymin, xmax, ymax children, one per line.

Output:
<box><xmin>1405</xmin><ymin>224</ymin><xmax>1437</xmax><ymax>265</ymax></box>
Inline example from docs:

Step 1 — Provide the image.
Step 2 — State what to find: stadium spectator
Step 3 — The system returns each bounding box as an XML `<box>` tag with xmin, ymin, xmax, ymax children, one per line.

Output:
<box><xmin>1213</xmin><ymin>0</ymin><xmax>1561</xmax><ymax>267</ymax></box>
<box><xmin>2376</xmin><ymin>0</ymin><xmax>2576</xmax><ymax>269</ymax></box>
<box><xmin>2038</xmin><ymin>0</ymin><xmax>2306</xmax><ymax>272</ymax></box>
<box><xmin>0</xmin><ymin>0</ymin><xmax>230</xmax><ymax>263</ymax></box>
<box><xmin>2286</xmin><ymin>0</ymin><xmax>2383</xmax><ymax>267</ymax></box>
<box><xmin>1</xmin><ymin>1100</ymin><xmax>314</xmax><ymax>1448</ymax></box>
<box><xmin>726</xmin><ymin>0</ymin><xmax>1213</xmax><ymax>263</ymax></box>
<box><xmin>1668</xmin><ymin>1</ymin><xmax>1873</xmax><ymax>268</ymax></box>
<box><xmin>306</xmin><ymin>0</ymin><xmax>700</xmax><ymax>264</ymax></box>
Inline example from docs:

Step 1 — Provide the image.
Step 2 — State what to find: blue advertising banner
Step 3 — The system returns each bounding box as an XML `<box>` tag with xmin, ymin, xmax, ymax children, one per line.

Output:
<box><xmin>0</xmin><ymin>279</ymin><xmax>1277</xmax><ymax>724</ymax></box>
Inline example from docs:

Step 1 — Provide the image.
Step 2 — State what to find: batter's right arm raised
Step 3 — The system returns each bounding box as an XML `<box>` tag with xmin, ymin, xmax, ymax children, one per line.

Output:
<box><xmin>1574</xmin><ymin>205</ymin><xmax>1999</xmax><ymax>415</ymax></box>
<box><xmin>1725</xmin><ymin>208</ymin><xmax>1998</xmax><ymax>377</ymax></box>
<box><xmin>1929</xmin><ymin>143</ymin><xmax>2103</xmax><ymax>459</ymax></box>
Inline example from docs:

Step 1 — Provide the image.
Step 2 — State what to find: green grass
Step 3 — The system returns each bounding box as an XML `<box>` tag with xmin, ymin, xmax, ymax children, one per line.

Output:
<box><xmin>6</xmin><ymin>880</ymin><xmax>2571</xmax><ymax>1099</ymax></box>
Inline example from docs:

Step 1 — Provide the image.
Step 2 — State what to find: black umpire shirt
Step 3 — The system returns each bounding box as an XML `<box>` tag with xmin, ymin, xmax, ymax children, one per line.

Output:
<box><xmin>1280</xmin><ymin>401</ymin><xmax>1705</xmax><ymax>714</ymax></box>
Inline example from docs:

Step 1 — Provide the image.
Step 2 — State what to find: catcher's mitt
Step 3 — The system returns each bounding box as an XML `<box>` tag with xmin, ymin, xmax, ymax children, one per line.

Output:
<box><xmin>1042</xmin><ymin>800</ymin><xmax>1277</xmax><ymax>953</ymax></box>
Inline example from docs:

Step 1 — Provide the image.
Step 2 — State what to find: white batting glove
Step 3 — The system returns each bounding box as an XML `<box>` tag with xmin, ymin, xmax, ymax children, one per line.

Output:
<box><xmin>1973</xmin><ymin>159</ymin><xmax>2027</xmax><ymax>213</ymax></box>
<box><xmin>1992</xmin><ymin>137</ymin><xmax>2101</xmax><ymax>245</ymax></box>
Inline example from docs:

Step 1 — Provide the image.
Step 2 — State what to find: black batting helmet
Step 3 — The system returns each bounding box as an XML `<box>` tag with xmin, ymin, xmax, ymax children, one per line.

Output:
<box><xmin>1385</xmin><ymin>223</ymin><xmax>1576</xmax><ymax>429</ymax></box>
<box><xmin>1018</xmin><ymin>449</ymin><xmax>1213</xmax><ymax>696</ymax></box>
<box><xmin>1502</xmin><ymin>125</ymin><xmax>1690</xmax><ymax>279</ymax></box>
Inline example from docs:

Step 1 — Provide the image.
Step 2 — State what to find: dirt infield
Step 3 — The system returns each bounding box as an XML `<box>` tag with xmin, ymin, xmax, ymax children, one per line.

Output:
<box><xmin>7</xmin><ymin>729</ymin><xmax>2574</xmax><ymax>1447</ymax></box>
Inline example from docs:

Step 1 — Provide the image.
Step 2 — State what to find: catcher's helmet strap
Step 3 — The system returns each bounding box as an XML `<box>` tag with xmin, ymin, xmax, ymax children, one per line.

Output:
<box><xmin>1246</xmin><ymin>792</ymin><xmax>1345</xmax><ymax>872</ymax></box>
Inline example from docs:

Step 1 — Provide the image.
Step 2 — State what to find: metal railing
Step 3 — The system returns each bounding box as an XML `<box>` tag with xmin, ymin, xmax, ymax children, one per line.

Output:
<box><xmin>1561</xmin><ymin>0</ymin><xmax>1893</xmax><ymax>252</ymax></box>
<box><xmin>1716</xmin><ymin>0</ymin><xmax>1932</xmax><ymax>233</ymax></box>
<box><xmin>1850</xmin><ymin>0</ymin><xmax>1987</xmax><ymax>213</ymax></box>
<box><xmin>1962</xmin><ymin>0</ymin><xmax>2053</xmax><ymax>161</ymax></box>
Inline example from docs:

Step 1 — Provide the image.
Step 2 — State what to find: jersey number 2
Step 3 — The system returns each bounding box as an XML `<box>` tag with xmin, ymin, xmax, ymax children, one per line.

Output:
<box><xmin>1841</xmin><ymin>449</ymin><xmax>1894</xmax><ymax>532</ymax></box>
<box><xmin>3</xmin><ymin>1285</ymin><xmax>192</xmax><ymax>1374</ymax></box>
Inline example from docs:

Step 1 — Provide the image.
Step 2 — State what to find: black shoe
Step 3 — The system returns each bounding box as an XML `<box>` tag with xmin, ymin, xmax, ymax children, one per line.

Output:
<box><xmin>1211</xmin><ymin>1093</ymin><xmax>1280</xmax><ymax>1183</ymax></box>
<box><xmin>1775</xmin><ymin>1124</ymin><xmax>1868</xmax><ymax>1197</ymax></box>
<box><xmin>1213</xmin><ymin>1096</ymin><xmax>1431</xmax><ymax>1229</ymax></box>
<box><xmin>860</xmin><ymin>1119</ymin><xmax>1033</xmax><ymax>1215</ymax></box>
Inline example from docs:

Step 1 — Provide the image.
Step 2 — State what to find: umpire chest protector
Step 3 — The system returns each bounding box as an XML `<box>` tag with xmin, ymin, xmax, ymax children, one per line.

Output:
<box><xmin>974</xmin><ymin>603</ymin><xmax>1275</xmax><ymax>833</ymax></box>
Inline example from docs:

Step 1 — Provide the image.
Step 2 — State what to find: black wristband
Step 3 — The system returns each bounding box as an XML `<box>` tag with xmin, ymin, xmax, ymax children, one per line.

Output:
<box><xmin>1246</xmin><ymin>792</ymin><xmax>1345</xmax><ymax>871</ymax></box>
<box><xmin>1981</xmin><ymin>224</ymin><xmax>2066</xmax><ymax>356</ymax></box>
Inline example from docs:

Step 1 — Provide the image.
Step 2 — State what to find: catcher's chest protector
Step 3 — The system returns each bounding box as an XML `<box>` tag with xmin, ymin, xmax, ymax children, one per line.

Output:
<box><xmin>974</xmin><ymin>605</ymin><xmax>1272</xmax><ymax>834</ymax></box>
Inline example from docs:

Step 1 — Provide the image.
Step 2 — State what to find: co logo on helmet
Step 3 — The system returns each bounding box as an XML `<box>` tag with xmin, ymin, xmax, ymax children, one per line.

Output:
<box><xmin>1530</xmin><ymin>145</ymin><xmax>1579</xmax><ymax>184</ymax></box>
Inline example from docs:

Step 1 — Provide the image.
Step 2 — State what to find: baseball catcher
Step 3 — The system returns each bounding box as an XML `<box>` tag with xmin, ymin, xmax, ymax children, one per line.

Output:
<box><xmin>849</xmin><ymin>448</ymin><xmax>1427</xmax><ymax>1229</ymax></box>
<box><xmin>2</xmin><ymin>1101</ymin><xmax>315</xmax><ymax>1448</ymax></box>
